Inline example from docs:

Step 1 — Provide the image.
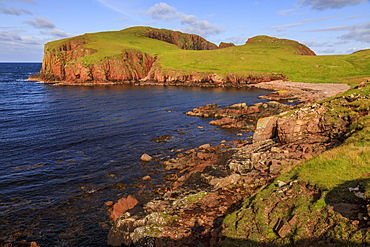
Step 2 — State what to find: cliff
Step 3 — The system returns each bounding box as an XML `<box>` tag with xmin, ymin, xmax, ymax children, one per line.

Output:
<box><xmin>30</xmin><ymin>26</ymin><xmax>325</xmax><ymax>85</ymax></box>
<box><xmin>142</xmin><ymin>27</ymin><xmax>218</xmax><ymax>50</ymax></box>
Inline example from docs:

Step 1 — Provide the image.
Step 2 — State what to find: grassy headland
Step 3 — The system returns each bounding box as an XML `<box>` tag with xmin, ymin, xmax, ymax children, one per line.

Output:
<box><xmin>43</xmin><ymin>26</ymin><xmax>370</xmax><ymax>85</ymax></box>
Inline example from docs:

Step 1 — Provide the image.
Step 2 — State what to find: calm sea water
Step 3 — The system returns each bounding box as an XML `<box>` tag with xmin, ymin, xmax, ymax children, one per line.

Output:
<box><xmin>0</xmin><ymin>63</ymin><xmax>270</xmax><ymax>246</ymax></box>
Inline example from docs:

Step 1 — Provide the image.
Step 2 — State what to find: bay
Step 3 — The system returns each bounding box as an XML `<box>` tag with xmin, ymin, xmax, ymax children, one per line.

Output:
<box><xmin>0</xmin><ymin>63</ymin><xmax>270</xmax><ymax>246</ymax></box>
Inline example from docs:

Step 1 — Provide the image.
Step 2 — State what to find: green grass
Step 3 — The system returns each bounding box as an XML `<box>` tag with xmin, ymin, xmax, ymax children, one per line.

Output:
<box><xmin>222</xmin><ymin>85</ymin><xmax>370</xmax><ymax>245</ymax></box>
<box><xmin>283</xmin><ymin>86</ymin><xmax>370</xmax><ymax>190</ymax></box>
<box><xmin>44</xmin><ymin>26</ymin><xmax>370</xmax><ymax>84</ymax></box>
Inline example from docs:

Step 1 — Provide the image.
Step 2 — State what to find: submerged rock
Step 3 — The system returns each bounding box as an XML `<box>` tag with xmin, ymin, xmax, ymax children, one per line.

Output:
<box><xmin>140</xmin><ymin>153</ymin><xmax>153</xmax><ymax>162</ymax></box>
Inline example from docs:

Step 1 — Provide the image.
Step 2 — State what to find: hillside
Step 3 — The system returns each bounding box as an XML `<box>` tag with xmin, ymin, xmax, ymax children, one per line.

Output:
<box><xmin>31</xmin><ymin>26</ymin><xmax>369</xmax><ymax>85</ymax></box>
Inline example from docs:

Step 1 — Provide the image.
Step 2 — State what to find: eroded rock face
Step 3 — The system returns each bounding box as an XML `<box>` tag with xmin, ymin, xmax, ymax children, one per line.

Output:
<box><xmin>186</xmin><ymin>101</ymin><xmax>292</xmax><ymax>132</ymax></box>
<box><xmin>142</xmin><ymin>28</ymin><xmax>218</xmax><ymax>50</ymax></box>
<box><xmin>219</xmin><ymin>42</ymin><xmax>235</xmax><ymax>48</ymax></box>
<box><xmin>30</xmin><ymin>28</ymin><xmax>289</xmax><ymax>85</ymax></box>
<box><xmin>34</xmin><ymin>44</ymin><xmax>157</xmax><ymax>83</ymax></box>
<box><xmin>253</xmin><ymin>102</ymin><xmax>351</xmax><ymax>145</ymax></box>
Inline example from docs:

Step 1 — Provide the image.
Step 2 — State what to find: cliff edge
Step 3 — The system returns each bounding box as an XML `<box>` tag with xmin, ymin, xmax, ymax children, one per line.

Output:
<box><xmin>30</xmin><ymin>26</ymin><xmax>321</xmax><ymax>85</ymax></box>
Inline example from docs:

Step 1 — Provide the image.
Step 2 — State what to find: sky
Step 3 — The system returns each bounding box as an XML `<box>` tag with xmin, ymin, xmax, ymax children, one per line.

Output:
<box><xmin>0</xmin><ymin>0</ymin><xmax>369</xmax><ymax>62</ymax></box>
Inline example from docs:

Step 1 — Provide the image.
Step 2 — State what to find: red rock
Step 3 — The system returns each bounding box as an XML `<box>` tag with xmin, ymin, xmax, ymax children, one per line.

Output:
<box><xmin>110</xmin><ymin>195</ymin><xmax>139</xmax><ymax>222</ymax></box>
<box><xmin>105</xmin><ymin>201</ymin><xmax>114</xmax><ymax>207</ymax></box>
<box><xmin>253</xmin><ymin>116</ymin><xmax>278</xmax><ymax>142</ymax></box>
<box><xmin>140</xmin><ymin>153</ymin><xmax>152</xmax><ymax>162</ymax></box>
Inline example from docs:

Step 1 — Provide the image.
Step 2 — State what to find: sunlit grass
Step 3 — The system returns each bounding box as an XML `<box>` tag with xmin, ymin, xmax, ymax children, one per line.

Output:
<box><xmin>44</xmin><ymin>26</ymin><xmax>370</xmax><ymax>84</ymax></box>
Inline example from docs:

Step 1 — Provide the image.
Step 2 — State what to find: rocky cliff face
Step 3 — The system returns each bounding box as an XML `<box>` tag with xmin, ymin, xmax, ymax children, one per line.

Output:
<box><xmin>30</xmin><ymin>27</ymin><xmax>309</xmax><ymax>85</ymax></box>
<box><xmin>32</xmin><ymin>39</ymin><xmax>287</xmax><ymax>85</ymax></box>
<box><xmin>142</xmin><ymin>28</ymin><xmax>218</xmax><ymax>50</ymax></box>
<box><xmin>33</xmin><ymin>39</ymin><xmax>157</xmax><ymax>83</ymax></box>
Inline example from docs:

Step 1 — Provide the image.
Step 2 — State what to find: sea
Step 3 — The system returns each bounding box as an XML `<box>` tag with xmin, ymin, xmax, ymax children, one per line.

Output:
<box><xmin>0</xmin><ymin>63</ymin><xmax>271</xmax><ymax>246</ymax></box>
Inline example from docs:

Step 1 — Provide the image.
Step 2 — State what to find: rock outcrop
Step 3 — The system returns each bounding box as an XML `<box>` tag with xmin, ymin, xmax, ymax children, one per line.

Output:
<box><xmin>142</xmin><ymin>28</ymin><xmax>218</xmax><ymax>50</ymax></box>
<box><xmin>245</xmin><ymin>35</ymin><xmax>316</xmax><ymax>56</ymax></box>
<box><xmin>32</xmin><ymin>44</ymin><xmax>157</xmax><ymax>83</ymax></box>
<box><xmin>186</xmin><ymin>101</ymin><xmax>293</xmax><ymax>132</ymax></box>
<box><xmin>218</xmin><ymin>42</ymin><xmax>235</xmax><ymax>48</ymax></box>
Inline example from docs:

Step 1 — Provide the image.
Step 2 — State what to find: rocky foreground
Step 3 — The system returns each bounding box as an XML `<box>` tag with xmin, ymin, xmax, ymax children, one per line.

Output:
<box><xmin>106</xmin><ymin>81</ymin><xmax>370</xmax><ymax>246</ymax></box>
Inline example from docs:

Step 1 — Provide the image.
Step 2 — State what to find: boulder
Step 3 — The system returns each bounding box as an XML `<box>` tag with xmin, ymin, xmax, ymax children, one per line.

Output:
<box><xmin>253</xmin><ymin>116</ymin><xmax>278</xmax><ymax>142</ymax></box>
<box><xmin>140</xmin><ymin>153</ymin><xmax>152</xmax><ymax>162</ymax></box>
<box><xmin>110</xmin><ymin>195</ymin><xmax>139</xmax><ymax>222</ymax></box>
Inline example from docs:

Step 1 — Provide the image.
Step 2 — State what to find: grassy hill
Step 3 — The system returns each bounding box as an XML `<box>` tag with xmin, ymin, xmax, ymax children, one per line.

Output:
<box><xmin>42</xmin><ymin>26</ymin><xmax>370</xmax><ymax>85</ymax></box>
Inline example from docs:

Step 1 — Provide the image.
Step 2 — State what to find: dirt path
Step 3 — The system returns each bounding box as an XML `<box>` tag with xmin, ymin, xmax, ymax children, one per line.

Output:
<box><xmin>251</xmin><ymin>80</ymin><xmax>351</xmax><ymax>103</ymax></box>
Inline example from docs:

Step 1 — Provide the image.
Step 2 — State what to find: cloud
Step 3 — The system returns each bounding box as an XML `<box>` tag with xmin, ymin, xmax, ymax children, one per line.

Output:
<box><xmin>0</xmin><ymin>31</ymin><xmax>40</xmax><ymax>45</ymax></box>
<box><xmin>301</xmin><ymin>15</ymin><xmax>340</xmax><ymax>23</ymax></box>
<box><xmin>40</xmin><ymin>28</ymin><xmax>74</xmax><ymax>38</ymax></box>
<box><xmin>25</xmin><ymin>17</ymin><xmax>55</xmax><ymax>29</ymax></box>
<box><xmin>340</xmin><ymin>22</ymin><xmax>370</xmax><ymax>43</ymax></box>
<box><xmin>0</xmin><ymin>7</ymin><xmax>32</xmax><ymax>15</ymax></box>
<box><xmin>305</xmin><ymin>25</ymin><xmax>353</xmax><ymax>32</ymax></box>
<box><xmin>147</xmin><ymin>2</ymin><xmax>223</xmax><ymax>36</ymax></box>
<box><xmin>318</xmin><ymin>48</ymin><xmax>336</xmax><ymax>54</ymax></box>
<box><xmin>301</xmin><ymin>40</ymin><xmax>332</xmax><ymax>47</ymax></box>
<box><xmin>304</xmin><ymin>21</ymin><xmax>370</xmax><ymax>44</ymax></box>
<box><xmin>299</xmin><ymin>0</ymin><xmax>368</xmax><ymax>10</ymax></box>
<box><xmin>0</xmin><ymin>31</ymin><xmax>21</xmax><ymax>41</ymax></box>
<box><xmin>224</xmin><ymin>36</ymin><xmax>249</xmax><ymax>45</ymax></box>
<box><xmin>266</xmin><ymin>22</ymin><xmax>305</xmax><ymax>32</ymax></box>
<box><xmin>344</xmin><ymin>47</ymin><xmax>370</xmax><ymax>54</ymax></box>
<box><xmin>278</xmin><ymin>9</ymin><xmax>296</xmax><ymax>16</ymax></box>
<box><xmin>9</xmin><ymin>0</ymin><xmax>36</xmax><ymax>3</ymax></box>
<box><xmin>20</xmin><ymin>36</ymin><xmax>39</xmax><ymax>44</ymax></box>
<box><xmin>148</xmin><ymin>2</ymin><xmax>177</xmax><ymax>21</ymax></box>
<box><xmin>267</xmin><ymin>15</ymin><xmax>339</xmax><ymax>32</ymax></box>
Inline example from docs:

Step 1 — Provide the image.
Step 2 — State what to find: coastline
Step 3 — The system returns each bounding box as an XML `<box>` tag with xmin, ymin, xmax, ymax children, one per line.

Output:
<box><xmin>106</xmin><ymin>80</ymin><xmax>366</xmax><ymax>246</ymax></box>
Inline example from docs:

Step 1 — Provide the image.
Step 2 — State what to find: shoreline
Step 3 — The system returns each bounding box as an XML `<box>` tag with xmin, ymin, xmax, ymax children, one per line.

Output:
<box><xmin>28</xmin><ymin>77</ymin><xmax>351</xmax><ymax>104</ymax></box>
<box><xmin>106</xmin><ymin>80</ymin><xmax>358</xmax><ymax>246</ymax></box>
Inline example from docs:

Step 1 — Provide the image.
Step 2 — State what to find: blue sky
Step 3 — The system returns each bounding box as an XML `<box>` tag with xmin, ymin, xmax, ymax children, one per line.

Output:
<box><xmin>0</xmin><ymin>0</ymin><xmax>369</xmax><ymax>61</ymax></box>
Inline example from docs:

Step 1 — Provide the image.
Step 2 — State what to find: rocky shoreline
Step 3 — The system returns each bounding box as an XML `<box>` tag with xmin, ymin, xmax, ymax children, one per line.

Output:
<box><xmin>105</xmin><ymin>81</ymin><xmax>360</xmax><ymax>246</ymax></box>
<box><xmin>3</xmin><ymin>80</ymin><xmax>365</xmax><ymax>247</ymax></box>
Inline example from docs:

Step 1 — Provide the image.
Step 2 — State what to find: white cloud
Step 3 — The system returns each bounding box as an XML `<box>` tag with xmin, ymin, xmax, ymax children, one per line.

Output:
<box><xmin>1</xmin><ymin>0</ymin><xmax>35</xmax><ymax>3</ymax></box>
<box><xmin>147</xmin><ymin>2</ymin><xmax>177</xmax><ymax>21</ymax></box>
<box><xmin>301</xmin><ymin>15</ymin><xmax>340</xmax><ymax>23</ymax></box>
<box><xmin>299</xmin><ymin>0</ymin><xmax>368</xmax><ymax>10</ymax></box>
<box><xmin>343</xmin><ymin>47</ymin><xmax>370</xmax><ymax>54</ymax></box>
<box><xmin>318</xmin><ymin>48</ymin><xmax>336</xmax><ymax>54</ymax></box>
<box><xmin>25</xmin><ymin>17</ymin><xmax>56</xmax><ymax>29</ymax></box>
<box><xmin>20</xmin><ymin>35</ymin><xmax>39</xmax><ymax>44</ymax></box>
<box><xmin>40</xmin><ymin>28</ymin><xmax>74</xmax><ymax>38</ymax></box>
<box><xmin>224</xmin><ymin>36</ymin><xmax>248</xmax><ymax>45</ymax></box>
<box><xmin>147</xmin><ymin>2</ymin><xmax>223</xmax><ymax>36</ymax></box>
<box><xmin>266</xmin><ymin>22</ymin><xmax>305</xmax><ymax>32</ymax></box>
<box><xmin>340</xmin><ymin>22</ymin><xmax>370</xmax><ymax>43</ymax></box>
<box><xmin>267</xmin><ymin>15</ymin><xmax>339</xmax><ymax>32</ymax></box>
<box><xmin>0</xmin><ymin>31</ymin><xmax>21</xmax><ymax>41</ymax></box>
<box><xmin>0</xmin><ymin>7</ymin><xmax>32</xmax><ymax>15</ymax></box>
<box><xmin>278</xmin><ymin>9</ymin><xmax>295</xmax><ymax>16</ymax></box>
<box><xmin>301</xmin><ymin>40</ymin><xmax>332</xmax><ymax>47</ymax></box>
<box><xmin>304</xmin><ymin>21</ymin><xmax>370</xmax><ymax>44</ymax></box>
<box><xmin>305</xmin><ymin>25</ymin><xmax>353</xmax><ymax>32</ymax></box>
